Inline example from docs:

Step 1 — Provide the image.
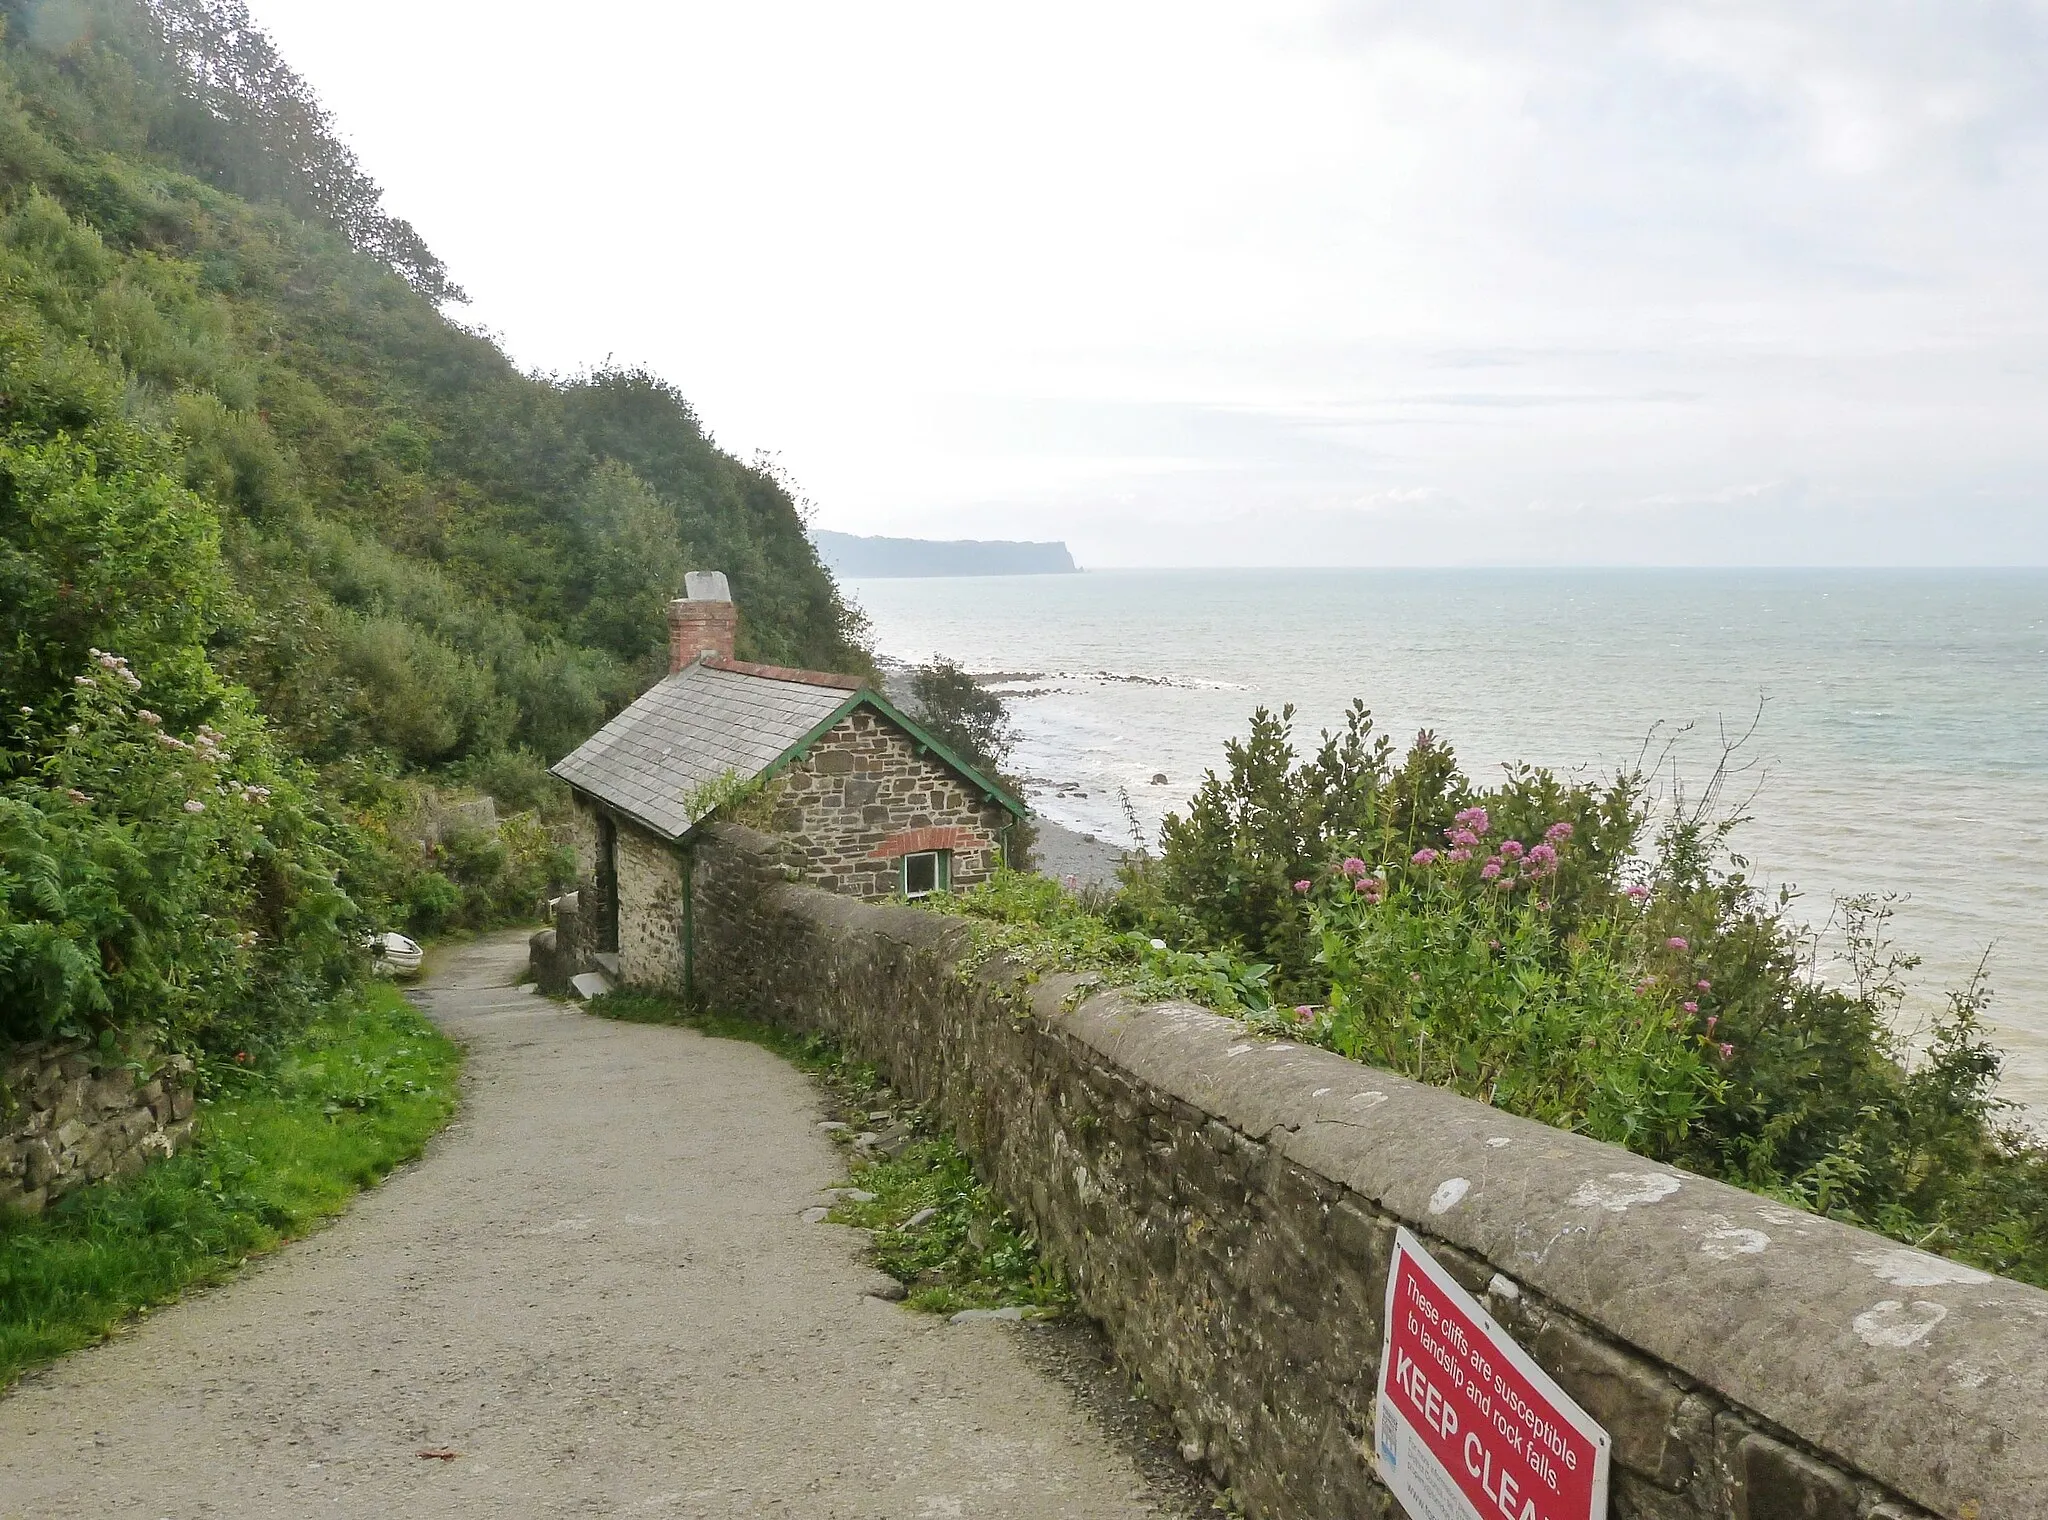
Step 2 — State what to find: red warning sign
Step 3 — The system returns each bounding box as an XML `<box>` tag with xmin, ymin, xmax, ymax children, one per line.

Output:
<box><xmin>1375</xmin><ymin>1227</ymin><xmax>1610</xmax><ymax>1520</ymax></box>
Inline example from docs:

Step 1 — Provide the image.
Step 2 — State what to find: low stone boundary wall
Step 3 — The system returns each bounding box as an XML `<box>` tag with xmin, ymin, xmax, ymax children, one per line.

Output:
<box><xmin>2</xmin><ymin>1039</ymin><xmax>196</xmax><ymax>1213</ymax></box>
<box><xmin>689</xmin><ymin>823</ymin><xmax>2044</xmax><ymax>1519</ymax></box>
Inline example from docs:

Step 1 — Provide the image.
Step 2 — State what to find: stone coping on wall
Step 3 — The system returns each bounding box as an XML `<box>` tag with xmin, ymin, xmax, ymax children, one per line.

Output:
<box><xmin>743</xmin><ymin>868</ymin><xmax>2041</xmax><ymax>1518</ymax></box>
<box><xmin>1045</xmin><ymin>981</ymin><xmax>2042</xmax><ymax>1519</ymax></box>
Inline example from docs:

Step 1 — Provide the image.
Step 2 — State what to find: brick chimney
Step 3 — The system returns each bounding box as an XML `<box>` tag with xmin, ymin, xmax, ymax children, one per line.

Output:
<box><xmin>667</xmin><ymin>571</ymin><xmax>737</xmax><ymax>672</ymax></box>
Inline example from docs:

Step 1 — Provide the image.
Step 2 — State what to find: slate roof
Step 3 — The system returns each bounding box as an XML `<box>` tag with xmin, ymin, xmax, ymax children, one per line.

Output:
<box><xmin>550</xmin><ymin>661</ymin><xmax>855</xmax><ymax>841</ymax></box>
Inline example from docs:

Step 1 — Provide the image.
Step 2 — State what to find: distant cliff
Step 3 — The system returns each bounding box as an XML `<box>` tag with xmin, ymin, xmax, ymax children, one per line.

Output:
<box><xmin>815</xmin><ymin>532</ymin><xmax>1080</xmax><ymax>578</ymax></box>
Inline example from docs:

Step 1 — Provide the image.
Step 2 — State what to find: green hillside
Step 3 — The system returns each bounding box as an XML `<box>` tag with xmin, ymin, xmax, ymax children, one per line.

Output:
<box><xmin>0</xmin><ymin>0</ymin><xmax>866</xmax><ymax>766</ymax></box>
<box><xmin>0</xmin><ymin>0</ymin><xmax>865</xmax><ymax>1054</ymax></box>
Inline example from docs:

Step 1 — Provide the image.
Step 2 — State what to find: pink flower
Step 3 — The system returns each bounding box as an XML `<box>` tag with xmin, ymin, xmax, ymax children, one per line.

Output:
<box><xmin>1495</xmin><ymin>876</ymin><xmax>1517</xmax><ymax>890</ymax></box>
<box><xmin>1294</xmin><ymin>1005</ymin><xmax>1315</xmax><ymax>1023</ymax></box>
<box><xmin>1292</xmin><ymin>879</ymin><xmax>1312</xmax><ymax>893</ymax></box>
<box><xmin>1682</xmin><ymin>1001</ymin><xmax>1698</xmax><ymax>1014</ymax></box>
<box><xmin>1666</xmin><ymin>937</ymin><xmax>1689</xmax><ymax>952</ymax></box>
<box><xmin>183</xmin><ymin>799</ymin><xmax>205</xmax><ymax>814</ymax></box>
<box><xmin>1454</xmin><ymin>806</ymin><xmax>1490</xmax><ymax>834</ymax></box>
<box><xmin>1636</xmin><ymin>976</ymin><xmax>1657</xmax><ymax>994</ymax></box>
<box><xmin>1447</xmin><ymin>828</ymin><xmax>1479</xmax><ymax>848</ymax></box>
<box><xmin>1525</xmin><ymin>843</ymin><xmax>1558</xmax><ymax>876</ymax></box>
<box><xmin>1706</xmin><ymin>1015</ymin><xmax>1718</xmax><ymax>1033</ymax></box>
<box><xmin>1479</xmin><ymin>859</ymin><xmax>1502</xmax><ymax>881</ymax></box>
<box><xmin>1544</xmin><ymin>821</ymin><xmax>1574</xmax><ymax>842</ymax></box>
<box><xmin>1411</xmin><ymin>848</ymin><xmax>1438</xmax><ymax>866</ymax></box>
<box><xmin>1624</xmin><ymin>884</ymin><xmax>1650</xmax><ymax>902</ymax></box>
<box><xmin>1499</xmin><ymin>839</ymin><xmax>1524</xmax><ymax>861</ymax></box>
<box><xmin>1446</xmin><ymin>847</ymin><xmax>1473</xmax><ymax>863</ymax></box>
<box><xmin>1718</xmin><ymin>1042</ymin><xmax>1734</xmax><ymax>1059</ymax></box>
<box><xmin>1696</xmin><ymin>979</ymin><xmax>1711</xmax><ymax>991</ymax></box>
<box><xmin>1355</xmin><ymin>877</ymin><xmax>1380</xmax><ymax>895</ymax></box>
<box><xmin>1341</xmin><ymin>857</ymin><xmax>1367</xmax><ymax>877</ymax></box>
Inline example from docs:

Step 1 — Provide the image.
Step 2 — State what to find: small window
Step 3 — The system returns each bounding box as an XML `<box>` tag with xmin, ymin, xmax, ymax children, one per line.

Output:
<box><xmin>902</xmin><ymin>849</ymin><xmax>950</xmax><ymax>899</ymax></box>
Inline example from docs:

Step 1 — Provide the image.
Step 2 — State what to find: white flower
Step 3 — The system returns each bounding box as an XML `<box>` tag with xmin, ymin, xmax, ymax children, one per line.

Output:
<box><xmin>183</xmin><ymin>799</ymin><xmax>205</xmax><ymax>814</ymax></box>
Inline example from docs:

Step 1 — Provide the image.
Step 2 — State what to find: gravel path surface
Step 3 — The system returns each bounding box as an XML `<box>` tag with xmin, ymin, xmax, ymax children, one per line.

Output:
<box><xmin>0</xmin><ymin>932</ymin><xmax>1176</xmax><ymax>1518</ymax></box>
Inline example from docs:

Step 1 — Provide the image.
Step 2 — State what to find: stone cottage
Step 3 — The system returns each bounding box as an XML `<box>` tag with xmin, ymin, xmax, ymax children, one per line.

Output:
<box><xmin>545</xmin><ymin>572</ymin><xmax>1027</xmax><ymax>994</ymax></box>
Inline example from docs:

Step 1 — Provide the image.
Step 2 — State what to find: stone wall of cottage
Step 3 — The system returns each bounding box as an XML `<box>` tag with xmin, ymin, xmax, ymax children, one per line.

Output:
<box><xmin>687</xmin><ymin>820</ymin><xmax>2042</xmax><ymax>1520</ymax></box>
<box><xmin>614</xmin><ymin>816</ymin><xmax>687</xmax><ymax>990</ymax></box>
<box><xmin>562</xmin><ymin>798</ymin><xmax>688</xmax><ymax>992</ymax></box>
<box><xmin>3</xmin><ymin>1039</ymin><xmax>196</xmax><ymax>1214</ymax></box>
<box><xmin>769</xmin><ymin>708</ymin><xmax>1011</xmax><ymax>899</ymax></box>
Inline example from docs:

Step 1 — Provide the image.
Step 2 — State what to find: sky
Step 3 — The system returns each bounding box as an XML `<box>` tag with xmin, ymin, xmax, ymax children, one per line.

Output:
<box><xmin>243</xmin><ymin>1</ymin><xmax>2048</xmax><ymax>567</ymax></box>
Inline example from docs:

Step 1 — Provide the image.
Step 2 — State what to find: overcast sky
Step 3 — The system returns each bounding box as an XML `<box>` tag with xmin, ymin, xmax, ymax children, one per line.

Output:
<box><xmin>245</xmin><ymin>1</ymin><xmax>2048</xmax><ymax>566</ymax></box>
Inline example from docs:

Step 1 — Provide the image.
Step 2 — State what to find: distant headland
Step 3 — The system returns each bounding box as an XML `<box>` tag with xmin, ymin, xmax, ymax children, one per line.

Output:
<box><xmin>815</xmin><ymin>531</ymin><xmax>1079</xmax><ymax>578</ymax></box>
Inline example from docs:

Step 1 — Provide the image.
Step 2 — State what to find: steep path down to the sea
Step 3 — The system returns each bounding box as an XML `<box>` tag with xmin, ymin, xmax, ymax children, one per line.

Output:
<box><xmin>0</xmin><ymin>932</ymin><xmax>1165</xmax><ymax>1518</ymax></box>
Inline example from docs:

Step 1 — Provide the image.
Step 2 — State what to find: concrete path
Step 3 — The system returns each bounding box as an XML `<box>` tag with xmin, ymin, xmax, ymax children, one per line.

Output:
<box><xmin>0</xmin><ymin>932</ymin><xmax>1170</xmax><ymax>1518</ymax></box>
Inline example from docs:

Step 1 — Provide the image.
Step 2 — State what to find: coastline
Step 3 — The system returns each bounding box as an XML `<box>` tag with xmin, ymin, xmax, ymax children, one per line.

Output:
<box><xmin>850</xmin><ymin>570</ymin><xmax>2048</xmax><ymax>1113</ymax></box>
<box><xmin>1027</xmin><ymin>815</ymin><xmax>1131</xmax><ymax>890</ymax></box>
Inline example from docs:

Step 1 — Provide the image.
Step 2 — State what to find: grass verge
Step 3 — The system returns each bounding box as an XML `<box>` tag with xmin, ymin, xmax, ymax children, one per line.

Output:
<box><xmin>0</xmin><ymin>984</ymin><xmax>461</xmax><ymax>1390</ymax></box>
<box><xmin>587</xmin><ymin>989</ymin><xmax>1068</xmax><ymax>1316</ymax></box>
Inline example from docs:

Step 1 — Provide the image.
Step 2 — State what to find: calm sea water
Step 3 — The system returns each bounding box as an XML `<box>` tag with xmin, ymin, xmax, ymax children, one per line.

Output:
<box><xmin>845</xmin><ymin>569</ymin><xmax>2048</xmax><ymax>1111</ymax></box>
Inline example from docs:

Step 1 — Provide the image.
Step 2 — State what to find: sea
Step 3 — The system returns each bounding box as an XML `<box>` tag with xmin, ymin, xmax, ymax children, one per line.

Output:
<box><xmin>843</xmin><ymin>568</ymin><xmax>2048</xmax><ymax>1113</ymax></box>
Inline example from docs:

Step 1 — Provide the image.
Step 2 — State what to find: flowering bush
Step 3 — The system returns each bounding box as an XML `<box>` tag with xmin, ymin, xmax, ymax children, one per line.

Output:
<box><xmin>1291</xmin><ymin>812</ymin><xmax>1719</xmax><ymax>1153</ymax></box>
<box><xmin>1103</xmin><ymin>701</ymin><xmax>2048</xmax><ymax>1284</ymax></box>
<box><xmin>0</xmin><ymin>656</ymin><xmax>354</xmax><ymax>1055</ymax></box>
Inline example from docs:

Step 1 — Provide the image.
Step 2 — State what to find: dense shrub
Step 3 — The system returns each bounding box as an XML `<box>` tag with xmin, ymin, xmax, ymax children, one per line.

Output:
<box><xmin>934</xmin><ymin>703</ymin><xmax>2048</xmax><ymax>1286</ymax></box>
<box><xmin>1</xmin><ymin>654</ymin><xmax>352</xmax><ymax>1057</ymax></box>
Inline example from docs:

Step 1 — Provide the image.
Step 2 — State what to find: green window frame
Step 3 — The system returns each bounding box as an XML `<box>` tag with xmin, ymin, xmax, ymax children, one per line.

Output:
<box><xmin>901</xmin><ymin>849</ymin><xmax>950</xmax><ymax>899</ymax></box>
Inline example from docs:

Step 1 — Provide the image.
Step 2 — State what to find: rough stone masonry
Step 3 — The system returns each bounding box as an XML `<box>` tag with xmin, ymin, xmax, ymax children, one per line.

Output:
<box><xmin>689</xmin><ymin>820</ymin><xmax>2047</xmax><ymax>1520</ymax></box>
<box><xmin>2</xmin><ymin>1037</ymin><xmax>196</xmax><ymax>1213</ymax></box>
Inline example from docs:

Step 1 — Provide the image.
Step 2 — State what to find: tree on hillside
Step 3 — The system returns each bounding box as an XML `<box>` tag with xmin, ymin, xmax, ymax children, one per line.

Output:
<box><xmin>572</xmin><ymin>460</ymin><xmax>692</xmax><ymax>668</ymax></box>
<box><xmin>146</xmin><ymin>0</ymin><xmax>465</xmax><ymax>301</ymax></box>
<box><xmin>909</xmin><ymin>659</ymin><xmax>1015</xmax><ymax>775</ymax></box>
